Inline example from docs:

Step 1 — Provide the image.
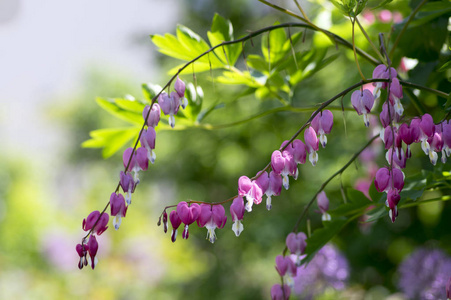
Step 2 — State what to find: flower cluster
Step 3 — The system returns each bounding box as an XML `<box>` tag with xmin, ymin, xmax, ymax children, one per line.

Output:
<box><xmin>398</xmin><ymin>248</ymin><xmax>451</xmax><ymax>300</ymax></box>
<box><xmin>271</xmin><ymin>232</ymin><xmax>307</xmax><ymax>300</ymax></box>
<box><xmin>164</xmin><ymin>110</ymin><xmax>334</xmax><ymax>243</ymax></box>
<box><xmin>77</xmin><ymin>76</ymin><xmax>188</xmax><ymax>269</ymax></box>
<box><xmin>351</xmin><ymin>64</ymin><xmax>451</xmax><ymax>223</ymax></box>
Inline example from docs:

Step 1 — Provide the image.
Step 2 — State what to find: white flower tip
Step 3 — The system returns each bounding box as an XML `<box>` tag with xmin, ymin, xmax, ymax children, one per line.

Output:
<box><xmin>232</xmin><ymin>221</ymin><xmax>244</xmax><ymax>237</ymax></box>
<box><xmin>266</xmin><ymin>204</ymin><xmax>272</xmax><ymax>211</ymax></box>
<box><xmin>309</xmin><ymin>152</ymin><xmax>318</xmax><ymax>166</ymax></box>
<box><xmin>363</xmin><ymin>114</ymin><xmax>370</xmax><ymax>127</ymax></box>
<box><xmin>169</xmin><ymin>115</ymin><xmax>176</xmax><ymax>128</ymax></box>
<box><xmin>320</xmin><ymin>134</ymin><xmax>327</xmax><ymax>148</ymax></box>
<box><xmin>283</xmin><ymin>176</ymin><xmax>290</xmax><ymax>190</ymax></box>
<box><xmin>322</xmin><ymin>213</ymin><xmax>331</xmax><ymax>221</ymax></box>
<box><xmin>245</xmin><ymin>200</ymin><xmax>253</xmax><ymax>212</ymax></box>
<box><xmin>429</xmin><ymin>151</ymin><xmax>438</xmax><ymax>165</ymax></box>
<box><xmin>113</xmin><ymin>215</ymin><xmax>122</xmax><ymax>230</ymax></box>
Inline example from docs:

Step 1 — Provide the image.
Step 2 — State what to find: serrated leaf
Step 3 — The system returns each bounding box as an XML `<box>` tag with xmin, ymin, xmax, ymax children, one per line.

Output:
<box><xmin>207</xmin><ymin>14</ymin><xmax>242</xmax><ymax>66</ymax></box>
<box><xmin>151</xmin><ymin>25</ymin><xmax>223</xmax><ymax>72</ymax></box>
<box><xmin>261</xmin><ymin>23</ymin><xmax>289</xmax><ymax>65</ymax></box>
<box><xmin>216</xmin><ymin>70</ymin><xmax>263</xmax><ymax>87</ymax></box>
<box><xmin>82</xmin><ymin>127</ymin><xmax>140</xmax><ymax>158</ymax></box>
<box><xmin>115</xmin><ymin>99</ymin><xmax>146</xmax><ymax>113</ymax></box>
<box><xmin>96</xmin><ymin>98</ymin><xmax>143</xmax><ymax>125</ymax></box>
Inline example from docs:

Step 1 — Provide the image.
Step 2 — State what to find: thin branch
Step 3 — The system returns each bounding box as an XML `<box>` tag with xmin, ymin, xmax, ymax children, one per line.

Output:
<box><xmin>351</xmin><ymin>19</ymin><xmax>366</xmax><ymax>80</ymax></box>
<box><xmin>355</xmin><ymin>17</ymin><xmax>386</xmax><ymax>63</ymax></box>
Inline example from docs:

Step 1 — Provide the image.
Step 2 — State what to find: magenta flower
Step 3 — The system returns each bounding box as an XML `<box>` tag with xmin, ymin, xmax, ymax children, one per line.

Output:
<box><xmin>197</xmin><ymin>204</ymin><xmax>227</xmax><ymax>243</ymax></box>
<box><xmin>271</xmin><ymin>149</ymin><xmax>296</xmax><ymax>190</ymax></box>
<box><xmin>275</xmin><ymin>255</ymin><xmax>297</xmax><ymax>277</ymax></box>
<box><xmin>372</xmin><ymin>64</ymin><xmax>397</xmax><ymax>98</ymax></box>
<box><xmin>442</xmin><ymin>120</ymin><xmax>451</xmax><ymax>157</ymax></box>
<box><xmin>291</xmin><ymin>139</ymin><xmax>307</xmax><ymax>165</ymax></box>
<box><xmin>387</xmin><ymin>189</ymin><xmax>401</xmax><ymax>222</ymax></box>
<box><xmin>142</xmin><ymin>103</ymin><xmax>161</xmax><ymax>128</ymax></box>
<box><xmin>123</xmin><ymin>147</ymin><xmax>148</xmax><ymax>182</ymax></box>
<box><xmin>386</xmin><ymin>148</ymin><xmax>407</xmax><ymax>169</ymax></box>
<box><xmin>311</xmin><ymin>110</ymin><xmax>333</xmax><ymax>148</ymax></box>
<box><xmin>177</xmin><ymin>202</ymin><xmax>201</xmax><ymax>239</ymax></box>
<box><xmin>140</xmin><ymin>127</ymin><xmax>156</xmax><ymax>164</ymax></box>
<box><xmin>238</xmin><ymin>176</ymin><xmax>263</xmax><ymax>212</ymax></box>
<box><xmin>174</xmin><ymin>76</ymin><xmax>188</xmax><ymax>109</ymax></box>
<box><xmin>162</xmin><ymin>211</ymin><xmax>168</xmax><ymax>234</ymax></box>
<box><xmin>399</xmin><ymin>122</ymin><xmax>420</xmax><ymax>158</ymax></box>
<box><xmin>82</xmin><ymin>211</ymin><xmax>109</xmax><ymax>235</ymax></box>
<box><xmin>76</xmin><ymin>243</ymin><xmax>88</xmax><ymax>269</ymax></box>
<box><xmin>351</xmin><ymin>89</ymin><xmax>374</xmax><ymax>127</ymax></box>
<box><xmin>317</xmin><ymin>191</ymin><xmax>331</xmax><ymax>221</ymax></box>
<box><xmin>286</xmin><ymin>232</ymin><xmax>307</xmax><ymax>256</ymax></box>
<box><xmin>120</xmin><ymin>171</ymin><xmax>135</xmax><ymax>205</ymax></box>
<box><xmin>412</xmin><ymin>114</ymin><xmax>435</xmax><ymax>155</ymax></box>
<box><xmin>379</xmin><ymin>102</ymin><xmax>397</xmax><ymax>128</ymax></box>
<box><xmin>427</xmin><ymin>130</ymin><xmax>444</xmax><ymax>165</ymax></box>
<box><xmin>230</xmin><ymin>196</ymin><xmax>245</xmax><ymax>236</ymax></box>
<box><xmin>374</xmin><ymin>167</ymin><xmax>404</xmax><ymax>193</ymax></box>
<box><xmin>271</xmin><ymin>284</ymin><xmax>291</xmax><ymax>300</ymax></box>
<box><xmin>110</xmin><ymin>192</ymin><xmax>127</xmax><ymax>230</ymax></box>
<box><xmin>87</xmin><ymin>235</ymin><xmax>99</xmax><ymax>269</ymax></box>
<box><xmin>158</xmin><ymin>91</ymin><xmax>180</xmax><ymax>128</ymax></box>
<box><xmin>304</xmin><ymin>127</ymin><xmax>319</xmax><ymax>166</ymax></box>
<box><xmin>169</xmin><ymin>210</ymin><xmax>182</xmax><ymax>243</ymax></box>
<box><xmin>389</xmin><ymin>78</ymin><xmax>404</xmax><ymax>116</ymax></box>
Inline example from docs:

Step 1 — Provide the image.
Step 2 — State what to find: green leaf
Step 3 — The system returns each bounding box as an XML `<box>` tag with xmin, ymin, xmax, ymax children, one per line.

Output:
<box><xmin>216</xmin><ymin>70</ymin><xmax>263</xmax><ymax>88</ymax></box>
<box><xmin>261</xmin><ymin>23</ymin><xmax>289</xmax><ymax>65</ymax></box>
<box><xmin>365</xmin><ymin>205</ymin><xmax>387</xmax><ymax>223</ymax></box>
<box><xmin>207</xmin><ymin>14</ymin><xmax>242</xmax><ymax>66</ymax></box>
<box><xmin>247</xmin><ymin>55</ymin><xmax>270</xmax><ymax>74</ymax></box>
<box><xmin>394</xmin><ymin>14</ymin><xmax>448</xmax><ymax>62</ymax></box>
<box><xmin>371</xmin><ymin>0</ymin><xmax>393</xmax><ymax>10</ymax></box>
<box><xmin>151</xmin><ymin>25</ymin><xmax>223</xmax><ymax>73</ymax></box>
<box><xmin>329</xmin><ymin>188</ymin><xmax>372</xmax><ymax>217</ymax></box>
<box><xmin>82</xmin><ymin>127</ymin><xmax>140</xmax><ymax>158</ymax></box>
<box><xmin>303</xmin><ymin>218</ymin><xmax>348</xmax><ymax>264</ymax></box>
<box><xmin>438</xmin><ymin>60</ymin><xmax>451</xmax><ymax>72</ymax></box>
<box><xmin>96</xmin><ymin>98</ymin><xmax>143</xmax><ymax>125</ymax></box>
<box><xmin>115</xmin><ymin>99</ymin><xmax>146</xmax><ymax>113</ymax></box>
<box><xmin>184</xmin><ymin>83</ymin><xmax>203</xmax><ymax>121</ymax></box>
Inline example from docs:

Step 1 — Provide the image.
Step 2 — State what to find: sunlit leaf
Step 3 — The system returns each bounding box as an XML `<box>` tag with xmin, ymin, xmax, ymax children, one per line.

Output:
<box><xmin>96</xmin><ymin>98</ymin><xmax>143</xmax><ymax>125</ymax></box>
<box><xmin>82</xmin><ymin>127</ymin><xmax>140</xmax><ymax>158</ymax></box>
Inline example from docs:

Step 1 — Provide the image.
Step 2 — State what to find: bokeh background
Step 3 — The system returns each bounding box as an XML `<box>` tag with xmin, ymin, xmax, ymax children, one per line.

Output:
<box><xmin>1</xmin><ymin>0</ymin><xmax>450</xmax><ymax>299</ymax></box>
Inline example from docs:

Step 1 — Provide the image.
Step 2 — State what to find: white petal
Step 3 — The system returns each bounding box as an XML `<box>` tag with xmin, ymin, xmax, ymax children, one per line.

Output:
<box><xmin>309</xmin><ymin>152</ymin><xmax>318</xmax><ymax>166</ymax></box>
<box><xmin>245</xmin><ymin>198</ymin><xmax>253</xmax><ymax>212</ymax></box>
<box><xmin>322</xmin><ymin>213</ymin><xmax>331</xmax><ymax>221</ymax></box>
<box><xmin>169</xmin><ymin>115</ymin><xmax>176</xmax><ymax>128</ymax></box>
<box><xmin>282</xmin><ymin>175</ymin><xmax>290</xmax><ymax>190</ymax></box>
<box><xmin>113</xmin><ymin>215</ymin><xmax>122</xmax><ymax>230</ymax></box>
<box><xmin>232</xmin><ymin>220</ymin><xmax>244</xmax><ymax>237</ymax></box>
<box><xmin>266</xmin><ymin>196</ymin><xmax>272</xmax><ymax>211</ymax></box>
<box><xmin>320</xmin><ymin>134</ymin><xmax>327</xmax><ymax>148</ymax></box>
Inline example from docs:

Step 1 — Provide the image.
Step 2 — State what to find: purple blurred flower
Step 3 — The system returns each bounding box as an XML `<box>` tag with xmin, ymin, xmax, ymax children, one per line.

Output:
<box><xmin>398</xmin><ymin>248</ymin><xmax>451</xmax><ymax>300</ymax></box>
<box><xmin>291</xmin><ymin>244</ymin><xmax>349</xmax><ymax>299</ymax></box>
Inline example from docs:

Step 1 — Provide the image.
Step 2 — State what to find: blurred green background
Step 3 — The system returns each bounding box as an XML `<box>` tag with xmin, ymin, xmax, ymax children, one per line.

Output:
<box><xmin>1</xmin><ymin>0</ymin><xmax>450</xmax><ymax>299</ymax></box>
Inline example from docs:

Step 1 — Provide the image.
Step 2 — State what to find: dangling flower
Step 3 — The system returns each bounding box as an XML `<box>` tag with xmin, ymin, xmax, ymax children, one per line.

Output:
<box><xmin>428</xmin><ymin>127</ymin><xmax>444</xmax><ymax>165</ymax></box>
<box><xmin>255</xmin><ymin>171</ymin><xmax>270</xmax><ymax>210</ymax></box>
<box><xmin>238</xmin><ymin>176</ymin><xmax>263</xmax><ymax>212</ymax></box>
<box><xmin>311</xmin><ymin>110</ymin><xmax>333</xmax><ymax>148</ymax></box>
<box><xmin>387</xmin><ymin>189</ymin><xmax>400</xmax><ymax>223</ymax></box>
<box><xmin>162</xmin><ymin>211</ymin><xmax>168</xmax><ymax>234</ymax></box>
<box><xmin>351</xmin><ymin>89</ymin><xmax>374</xmax><ymax>127</ymax></box>
<box><xmin>76</xmin><ymin>243</ymin><xmax>88</xmax><ymax>269</ymax></box>
<box><xmin>275</xmin><ymin>255</ymin><xmax>297</xmax><ymax>277</ymax></box>
<box><xmin>176</xmin><ymin>202</ymin><xmax>200</xmax><ymax>239</ymax></box>
<box><xmin>271</xmin><ymin>150</ymin><xmax>295</xmax><ymax>190</ymax></box>
<box><xmin>230</xmin><ymin>196</ymin><xmax>245</xmax><ymax>236</ymax></box>
<box><xmin>158</xmin><ymin>91</ymin><xmax>180</xmax><ymax>128</ymax></box>
<box><xmin>110</xmin><ymin>192</ymin><xmax>127</xmax><ymax>230</ymax></box>
<box><xmin>379</xmin><ymin>102</ymin><xmax>398</xmax><ymax>128</ymax></box>
<box><xmin>87</xmin><ymin>235</ymin><xmax>99</xmax><ymax>270</ymax></box>
<box><xmin>286</xmin><ymin>232</ymin><xmax>307</xmax><ymax>262</ymax></box>
<box><xmin>123</xmin><ymin>147</ymin><xmax>148</xmax><ymax>182</ymax></box>
<box><xmin>82</xmin><ymin>211</ymin><xmax>109</xmax><ymax>235</ymax></box>
<box><xmin>442</xmin><ymin>120</ymin><xmax>451</xmax><ymax>157</ymax></box>
<box><xmin>411</xmin><ymin>114</ymin><xmax>435</xmax><ymax>155</ymax></box>
<box><xmin>197</xmin><ymin>204</ymin><xmax>227</xmax><ymax>243</ymax></box>
<box><xmin>174</xmin><ymin>76</ymin><xmax>188</xmax><ymax>109</ymax></box>
<box><xmin>317</xmin><ymin>191</ymin><xmax>331</xmax><ymax>221</ymax></box>
<box><xmin>271</xmin><ymin>284</ymin><xmax>291</xmax><ymax>300</ymax></box>
<box><xmin>169</xmin><ymin>210</ymin><xmax>182</xmax><ymax>242</ymax></box>
<box><xmin>304</xmin><ymin>127</ymin><xmax>319</xmax><ymax>166</ymax></box>
<box><xmin>291</xmin><ymin>139</ymin><xmax>307</xmax><ymax>165</ymax></box>
<box><xmin>120</xmin><ymin>171</ymin><xmax>135</xmax><ymax>205</ymax></box>
<box><xmin>398</xmin><ymin>122</ymin><xmax>420</xmax><ymax>158</ymax></box>
<box><xmin>142</xmin><ymin>103</ymin><xmax>161</xmax><ymax>128</ymax></box>
<box><xmin>372</xmin><ymin>64</ymin><xmax>397</xmax><ymax>99</ymax></box>
<box><xmin>389</xmin><ymin>78</ymin><xmax>404</xmax><ymax>116</ymax></box>
<box><xmin>140</xmin><ymin>127</ymin><xmax>157</xmax><ymax>164</ymax></box>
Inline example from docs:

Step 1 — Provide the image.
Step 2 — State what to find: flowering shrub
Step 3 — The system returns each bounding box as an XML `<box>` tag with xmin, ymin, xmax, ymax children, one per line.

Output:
<box><xmin>77</xmin><ymin>0</ymin><xmax>451</xmax><ymax>298</ymax></box>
